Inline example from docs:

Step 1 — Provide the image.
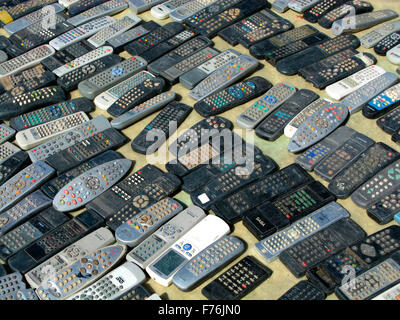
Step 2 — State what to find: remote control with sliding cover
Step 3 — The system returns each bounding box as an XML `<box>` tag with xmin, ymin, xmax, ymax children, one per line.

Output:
<box><xmin>0</xmin><ymin>86</ymin><xmax>67</xmax><ymax>121</ymax></box>
<box><xmin>313</xmin><ymin>130</ymin><xmax>374</xmax><ymax>182</ymax></box>
<box><xmin>361</xmin><ymin>19</ymin><xmax>400</xmax><ymax>48</ymax></box>
<box><xmin>128</xmin><ymin>0</ymin><xmax>166</xmax><ymax>14</ymax></box>
<box><xmin>0</xmin><ymin>0</ymin><xmax>56</xmax><ymax>25</ymax></box>
<box><xmin>0</xmin><ymin>45</ymin><xmax>55</xmax><ymax>78</ymax></box>
<box><xmin>255</xmin><ymin>89</ymin><xmax>319</xmax><ymax>141</ymax></box>
<box><xmin>218</xmin><ymin>8</ymin><xmax>293</xmax><ymax>47</ymax></box>
<box><xmin>288</xmin><ymin>0</ymin><xmax>322</xmax><ymax>12</ymax></box>
<box><xmin>328</xmin><ymin>142</ymin><xmax>400</xmax><ymax>198</ymax></box>
<box><xmin>78</xmin><ymin>57</ymin><xmax>147</xmax><ymax>101</ymax></box>
<box><xmin>169</xmin><ymin>0</ymin><xmax>220</xmax><ymax>22</ymax></box>
<box><xmin>387</xmin><ymin>44</ymin><xmax>400</xmax><ymax>65</ymax></box>
<box><xmin>66</xmin><ymin>0</ymin><xmax>128</xmax><ymax>26</ymax></box>
<box><xmin>0</xmin><ymin>207</ymin><xmax>69</xmax><ymax>262</ymax></box>
<box><xmin>276</xmin><ymin>34</ymin><xmax>360</xmax><ymax>75</ymax></box>
<box><xmin>332</xmin><ymin>10</ymin><xmax>399</xmax><ymax>35</ymax></box>
<box><xmin>243</xmin><ymin>181</ymin><xmax>335</xmax><ymax>240</ymax></box>
<box><xmin>68</xmin><ymin>0</ymin><xmax>110</xmax><ymax>16</ymax></box>
<box><xmin>303</xmin><ymin>0</ymin><xmax>347</xmax><ymax>23</ymax></box>
<box><xmin>87</xmin><ymin>14</ymin><xmax>142</xmax><ymax>48</ymax></box>
<box><xmin>116</xmin><ymin>197</ymin><xmax>184</xmax><ymax>247</ymax></box>
<box><xmin>111</xmin><ymin>91</ymin><xmax>176</xmax><ymax>130</ymax></box>
<box><xmin>24</xmin><ymin>227</ymin><xmax>114</xmax><ymax>288</ymax></box>
<box><xmin>279</xmin><ymin>280</ymin><xmax>326</xmax><ymax>300</ymax></box>
<box><xmin>180</xmin><ymin>49</ymin><xmax>240</xmax><ymax>89</ymax></box>
<box><xmin>36</xmin><ymin>244</ymin><xmax>126</xmax><ymax>300</ymax></box>
<box><xmin>16</xmin><ymin>112</ymin><xmax>90</xmax><ymax>150</ymax></box>
<box><xmin>106</xmin><ymin>77</ymin><xmax>166</xmax><ymax>117</ymax></box>
<box><xmin>173</xmin><ymin>235</ymin><xmax>245</xmax><ymax>291</ymax></box>
<box><xmin>49</xmin><ymin>16</ymin><xmax>116</xmax><ymax>51</ymax></box>
<box><xmin>362</xmin><ymin>83</ymin><xmax>400</xmax><ymax>119</ymax></box>
<box><xmin>307</xmin><ymin>225</ymin><xmax>400</xmax><ymax>293</ymax></box>
<box><xmin>0</xmin><ymin>151</ymin><xmax>30</xmax><ymax>187</ymax></box>
<box><xmin>288</xmin><ymin>102</ymin><xmax>349</xmax><ymax>154</ymax></box>
<box><xmin>374</xmin><ymin>32</ymin><xmax>400</xmax><ymax>55</ymax></box>
<box><xmin>236</xmin><ymin>82</ymin><xmax>297</xmax><ymax>130</ymax></box>
<box><xmin>68</xmin><ymin>261</ymin><xmax>146</xmax><ymax>300</ymax></box>
<box><xmin>45</xmin><ymin>128</ymin><xmax>128</xmax><ymax>174</ymax></box>
<box><xmin>190</xmin><ymin>55</ymin><xmax>259</xmax><ymax>101</ymax></box>
<box><xmin>126</xmin><ymin>206</ymin><xmax>206</xmax><ymax>268</ymax></box>
<box><xmin>131</xmin><ymin>102</ymin><xmax>192</xmax><ymax>155</ymax></box>
<box><xmin>318</xmin><ymin>1</ymin><xmax>373</xmax><ymax>28</ymax></box>
<box><xmin>146</xmin><ymin>215</ymin><xmax>230</xmax><ymax>287</ymax></box>
<box><xmin>201</xmin><ymin>255</ymin><xmax>272</xmax><ymax>300</ymax></box>
<box><xmin>194</xmin><ymin>76</ymin><xmax>272</xmax><ymax>117</ymax></box>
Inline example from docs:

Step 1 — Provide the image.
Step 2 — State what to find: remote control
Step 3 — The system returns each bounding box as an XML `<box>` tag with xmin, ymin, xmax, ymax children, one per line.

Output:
<box><xmin>68</xmin><ymin>0</ymin><xmax>110</xmax><ymax>16</ymax></box>
<box><xmin>284</xmin><ymin>99</ymin><xmax>332</xmax><ymax>138</ymax></box>
<box><xmin>146</xmin><ymin>215</ymin><xmax>230</xmax><ymax>287</ymax></box>
<box><xmin>151</xmin><ymin>0</ymin><xmax>192</xmax><ymax>19</ymax></box>
<box><xmin>303</xmin><ymin>0</ymin><xmax>347</xmax><ymax>23</ymax></box>
<box><xmin>0</xmin><ymin>272</ymin><xmax>38</xmax><ymax>300</ymax></box>
<box><xmin>126</xmin><ymin>206</ymin><xmax>206</xmax><ymax>269</ymax></box>
<box><xmin>0</xmin><ymin>207</ymin><xmax>69</xmax><ymax>262</ymax></box>
<box><xmin>328</xmin><ymin>142</ymin><xmax>400</xmax><ymax>199</ymax></box>
<box><xmin>49</xmin><ymin>16</ymin><xmax>115</xmax><ymax>51</ymax></box>
<box><xmin>218</xmin><ymin>8</ymin><xmax>293</xmax><ymax>47</ymax></box>
<box><xmin>368</xmin><ymin>187</ymin><xmax>400</xmax><ymax>224</ymax></box>
<box><xmin>24</xmin><ymin>226</ymin><xmax>113</xmax><ymax>289</ymax></box>
<box><xmin>201</xmin><ymin>255</ymin><xmax>272</xmax><ymax>300</ymax></box>
<box><xmin>0</xmin><ymin>86</ymin><xmax>67</xmax><ymax>121</ymax></box>
<box><xmin>236</xmin><ymin>82</ymin><xmax>297</xmax><ymax>130</ymax></box>
<box><xmin>180</xmin><ymin>49</ymin><xmax>240</xmax><ymax>89</ymax></box>
<box><xmin>387</xmin><ymin>44</ymin><xmax>400</xmax><ymax>65</ymax></box>
<box><xmin>0</xmin><ymin>142</ymin><xmax>21</xmax><ymax>165</ymax></box>
<box><xmin>45</xmin><ymin>128</ymin><xmax>128</xmax><ymax>174</ymax></box>
<box><xmin>115</xmin><ymin>197</ymin><xmax>184</xmax><ymax>247</ymax></box>
<box><xmin>117</xmin><ymin>285</ymin><xmax>151</xmax><ymax>300</ymax></box>
<box><xmin>243</xmin><ymin>181</ymin><xmax>335</xmax><ymax>240</ymax></box>
<box><xmin>66</xmin><ymin>0</ymin><xmax>128</xmax><ymax>26</ymax></box>
<box><xmin>68</xmin><ymin>261</ymin><xmax>146</xmax><ymax>300</ymax></box>
<box><xmin>0</xmin><ymin>0</ymin><xmax>56</xmax><ymax>25</ymax></box>
<box><xmin>374</xmin><ymin>31</ymin><xmax>400</xmax><ymax>55</ymax></box>
<box><xmin>288</xmin><ymin>102</ymin><xmax>349</xmax><ymax>153</ymax></box>
<box><xmin>123</xmin><ymin>22</ymin><xmax>185</xmax><ymax>57</ymax></box>
<box><xmin>326</xmin><ymin>64</ymin><xmax>386</xmax><ymax>100</ymax></box>
<box><xmin>57</xmin><ymin>54</ymin><xmax>122</xmax><ymax>92</ymax></box>
<box><xmin>173</xmin><ymin>235</ymin><xmax>245</xmax><ymax>291</ymax></box>
<box><xmin>36</xmin><ymin>244</ymin><xmax>126</xmax><ymax>300</ymax></box>
<box><xmin>111</xmin><ymin>91</ymin><xmax>176</xmax><ymax>130</ymax></box>
<box><xmin>0</xmin><ymin>45</ymin><xmax>55</xmax><ymax>78</ymax></box>
<box><xmin>193</xmin><ymin>0</ymin><xmax>269</xmax><ymax>38</ymax></box>
<box><xmin>373</xmin><ymin>282</ymin><xmax>400</xmax><ymax>300</ymax></box>
<box><xmin>360</xmin><ymin>19</ymin><xmax>400</xmax><ymax>48</ymax></box>
<box><xmin>16</xmin><ymin>112</ymin><xmax>90</xmax><ymax>150</ymax></box>
<box><xmin>87</xmin><ymin>14</ymin><xmax>142</xmax><ymax>48</ymax></box>
<box><xmin>362</xmin><ymin>83</ymin><xmax>400</xmax><ymax>119</ymax></box>
<box><xmin>335</xmin><ymin>251</ymin><xmax>400</xmax><ymax>300</ymax></box>
<box><xmin>190</xmin><ymin>55</ymin><xmax>259</xmax><ymax>101</ymax></box>
<box><xmin>279</xmin><ymin>280</ymin><xmax>326</xmax><ymax>300</ymax></box>
<box><xmin>78</xmin><ymin>57</ymin><xmax>148</xmax><ymax>100</ymax></box>
<box><xmin>314</xmin><ymin>130</ymin><xmax>374</xmax><ymax>181</ymax></box>
<box><xmin>169</xmin><ymin>116</ymin><xmax>233</xmax><ymax>157</ymax></box>
<box><xmin>318</xmin><ymin>1</ymin><xmax>374</xmax><ymax>28</ymax></box>
<box><xmin>272</xmin><ymin>0</ymin><xmax>291</xmax><ymax>12</ymax></box>
<box><xmin>128</xmin><ymin>0</ymin><xmax>165</xmax><ymax>13</ymax></box>
<box><xmin>377</xmin><ymin>107</ymin><xmax>400</xmax><ymax>137</ymax></box>
<box><xmin>4</xmin><ymin>3</ymin><xmax>65</xmax><ymax>35</ymax></box>
<box><xmin>0</xmin><ymin>190</ymin><xmax>52</xmax><ymax>236</ymax></box>
<box><xmin>194</xmin><ymin>77</ymin><xmax>272</xmax><ymax>117</ymax></box>
<box><xmin>53</xmin><ymin>158</ymin><xmax>132</xmax><ymax>211</ymax></box>
<box><xmin>28</xmin><ymin>115</ymin><xmax>111</xmax><ymax>163</ymax></box>
<box><xmin>0</xmin><ymin>161</ymin><xmax>54</xmax><ymax>213</ymax></box>
<box><xmin>276</xmin><ymin>34</ymin><xmax>360</xmax><ymax>75</ymax></box>
<box><xmin>0</xmin><ymin>123</ymin><xmax>15</xmax><ymax>144</ymax></box>
<box><xmin>307</xmin><ymin>226</ymin><xmax>400</xmax><ymax>293</ymax></box>
<box><xmin>59</xmin><ymin>0</ymin><xmax>79</xmax><ymax>7</ymax></box>
<box><xmin>0</xmin><ymin>151</ymin><xmax>30</xmax><ymax>187</ymax></box>
<box><xmin>255</xmin><ymin>89</ymin><xmax>319</xmax><ymax>141</ymax></box>
<box><xmin>169</xmin><ymin>0</ymin><xmax>220</xmax><ymax>22</ymax></box>
<box><xmin>131</xmin><ymin>102</ymin><xmax>192</xmax><ymax>155</ymax></box>
<box><xmin>332</xmin><ymin>9</ymin><xmax>399</xmax><ymax>35</ymax></box>
<box><xmin>288</xmin><ymin>0</ymin><xmax>322</xmax><ymax>12</ymax></box>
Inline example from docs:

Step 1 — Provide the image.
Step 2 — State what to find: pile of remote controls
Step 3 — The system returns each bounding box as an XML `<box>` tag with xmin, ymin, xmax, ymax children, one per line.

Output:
<box><xmin>0</xmin><ymin>0</ymin><xmax>398</xmax><ymax>301</ymax></box>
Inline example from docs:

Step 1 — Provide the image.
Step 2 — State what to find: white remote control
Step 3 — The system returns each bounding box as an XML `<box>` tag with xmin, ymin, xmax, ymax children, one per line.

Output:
<box><xmin>59</xmin><ymin>0</ymin><xmax>80</xmax><ymax>8</ymax></box>
<box><xmin>151</xmin><ymin>0</ymin><xmax>191</xmax><ymax>19</ymax></box>
<box><xmin>387</xmin><ymin>44</ymin><xmax>400</xmax><ymax>65</ymax></box>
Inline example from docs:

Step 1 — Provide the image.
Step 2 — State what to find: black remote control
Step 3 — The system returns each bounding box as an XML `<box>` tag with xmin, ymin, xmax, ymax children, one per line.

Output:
<box><xmin>201</xmin><ymin>256</ymin><xmax>273</xmax><ymax>300</ymax></box>
<box><xmin>374</xmin><ymin>32</ymin><xmax>400</xmax><ymax>55</ymax></box>
<box><xmin>303</xmin><ymin>0</ymin><xmax>348</xmax><ymax>23</ymax></box>
<box><xmin>279</xmin><ymin>218</ymin><xmax>366</xmax><ymax>278</ymax></box>
<box><xmin>363</xmin><ymin>83</ymin><xmax>400</xmax><ymax>119</ymax></box>
<box><xmin>255</xmin><ymin>89</ymin><xmax>319</xmax><ymax>141</ymax></box>
<box><xmin>279</xmin><ymin>280</ymin><xmax>326</xmax><ymax>300</ymax></box>
<box><xmin>68</xmin><ymin>0</ymin><xmax>108</xmax><ymax>16</ymax></box>
<box><xmin>131</xmin><ymin>102</ymin><xmax>192</xmax><ymax>155</ymax></box>
<box><xmin>45</xmin><ymin>128</ymin><xmax>128</xmax><ymax>174</ymax></box>
<box><xmin>276</xmin><ymin>35</ymin><xmax>360</xmax><ymax>75</ymax></box>
<box><xmin>0</xmin><ymin>151</ymin><xmax>30</xmax><ymax>187</ymax></box>
<box><xmin>368</xmin><ymin>187</ymin><xmax>400</xmax><ymax>224</ymax></box>
<box><xmin>243</xmin><ymin>180</ymin><xmax>335</xmax><ymax>240</ymax></box>
<box><xmin>194</xmin><ymin>76</ymin><xmax>272</xmax><ymax>117</ymax></box>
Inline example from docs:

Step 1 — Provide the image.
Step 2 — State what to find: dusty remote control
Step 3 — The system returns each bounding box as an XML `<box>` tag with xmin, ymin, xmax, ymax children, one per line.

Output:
<box><xmin>169</xmin><ymin>0</ymin><xmax>221</xmax><ymax>22</ymax></box>
<box><xmin>0</xmin><ymin>142</ymin><xmax>21</xmax><ymax>166</ymax></box>
<box><xmin>303</xmin><ymin>0</ymin><xmax>347</xmax><ymax>23</ymax></box>
<box><xmin>0</xmin><ymin>151</ymin><xmax>30</xmax><ymax>187</ymax></box>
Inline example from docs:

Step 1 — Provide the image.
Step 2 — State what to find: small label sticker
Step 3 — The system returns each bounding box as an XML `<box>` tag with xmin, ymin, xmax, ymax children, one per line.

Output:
<box><xmin>198</xmin><ymin>193</ymin><xmax>210</xmax><ymax>204</ymax></box>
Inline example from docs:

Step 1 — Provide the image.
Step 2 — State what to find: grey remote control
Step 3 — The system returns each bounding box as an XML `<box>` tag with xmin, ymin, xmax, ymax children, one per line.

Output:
<box><xmin>272</xmin><ymin>0</ymin><xmax>292</xmax><ymax>12</ymax></box>
<box><xmin>0</xmin><ymin>124</ymin><xmax>16</xmax><ymax>145</ymax></box>
<box><xmin>0</xmin><ymin>142</ymin><xmax>21</xmax><ymax>166</ymax></box>
<box><xmin>190</xmin><ymin>54</ymin><xmax>259</xmax><ymax>101</ymax></box>
<box><xmin>78</xmin><ymin>57</ymin><xmax>148</xmax><ymax>100</ymax></box>
<box><xmin>126</xmin><ymin>206</ymin><xmax>206</xmax><ymax>269</ymax></box>
<box><xmin>360</xmin><ymin>19</ymin><xmax>400</xmax><ymax>48</ymax></box>
<box><xmin>169</xmin><ymin>0</ymin><xmax>219</xmax><ymax>22</ymax></box>
<box><xmin>288</xmin><ymin>0</ymin><xmax>322</xmax><ymax>12</ymax></box>
<box><xmin>151</xmin><ymin>0</ymin><xmax>192</xmax><ymax>19</ymax></box>
<box><xmin>111</xmin><ymin>91</ymin><xmax>176</xmax><ymax>130</ymax></box>
<box><xmin>116</xmin><ymin>197</ymin><xmax>184</xmax><ymax>247</ymax></box>
<box><xmin>236</xmin><ymin>82</ymin><xmax>297</xmax><ymax>130</ymax></box>
<box><xmin>128</xmin><ymin>0</ymin><xmax>165</xmax><ymax>13</ymax></box>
